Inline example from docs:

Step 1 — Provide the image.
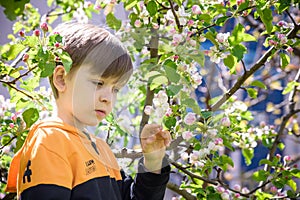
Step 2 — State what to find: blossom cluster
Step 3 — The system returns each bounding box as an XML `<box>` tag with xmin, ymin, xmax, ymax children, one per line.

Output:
<box><xmin>144</xmin><ymin>90</ymin><xmax>171</xmax><ymax>124</ymax></box>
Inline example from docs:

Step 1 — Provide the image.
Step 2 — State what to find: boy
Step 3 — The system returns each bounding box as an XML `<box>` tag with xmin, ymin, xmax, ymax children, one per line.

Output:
<box><xmin>6</xmin><ymin>22</ymin><xmax>171</xmax><ymax>200</ymax></box>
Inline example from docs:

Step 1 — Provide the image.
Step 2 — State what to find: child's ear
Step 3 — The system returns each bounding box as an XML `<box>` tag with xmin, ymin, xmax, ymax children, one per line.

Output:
<box><xmin>53</xmin><ymin>65</ymin><xmax>67</xmax><ymax>92</ymax></box>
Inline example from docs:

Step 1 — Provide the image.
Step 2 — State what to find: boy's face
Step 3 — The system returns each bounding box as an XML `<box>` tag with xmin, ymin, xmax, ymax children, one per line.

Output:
<box><xmin>59</xmin><ymin>63</ymin><xmax>123</xmax><ymax>129</ymax></box>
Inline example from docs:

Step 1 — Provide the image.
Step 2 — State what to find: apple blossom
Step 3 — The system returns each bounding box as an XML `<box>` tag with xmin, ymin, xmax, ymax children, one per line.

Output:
<box><xmin>165</xmin><ymin>107</ymin><xmax>173</xmax><ymax>117</ymax></box>
<box><xmin>9</xmin><ymin>123</ymin><xmax>15</xmax><ymax>128</ymax></box>
<box><xmin>233</xmin><ymin>184</ymin><xmax>241</xmax><ymax>191</ymax></box>
<box><xmin>216</xmin><ymin>186</ymin><xmax>225</xmax><ymax>193</ymax></box>
<box><xmin>216</xmin><ymin>32</ymin><xmax>230</xmax><ymax>44</ymax></box>
<box><xmin>184</xmin><ymin>112</ymin><xmax>197</xmax><ymax>125</ymax></box>
<box><xmin>192</xmin><ymin>5</ymin><xmax>201</xmax><ymax>15</ymax></box>
<box><xmin>134</xmin><ymin>19</ymin><xmax>142</xmax><ymax>27</ymax></box>
<box><xmin>241</xmin><ymin>187</ymin><xmax>250</xmax><ymax>194</ymax></box>
<box><xmin>144</xmin><ymin>105</ymin><xmax>153</xmax><ymax>115</ymax></box>
<box><xmin>221</xmin><ymin>117</ymin><xmax>231</xmax><ymax>127</ymax></box>
<box><xmin>187</xmin><ymin>19</ymin><xmax>194</xmax><ymax>27</ymax></box>
<box><xmin>221</xmin><ymin>192</ymin><xmax>230</xmax><ymax>200</ymax></box>
<box><xmin>270</xmin><ymin>186</ymin><xmax>277</xmax><ymax>194</ymax></box>
<box><xmin>286</xmin><ymin>46</ymin><xmax>293</xmax><ymax>53</ymax></box>
<box><xmin>182</xmin><ymin>131</ymin><xmax>193</xmax><ymax>140</ymax></box>
<box><xmin>181</xmin><ymin>152</ymin><xmax>189</xmax><ymax>161</ymax></box>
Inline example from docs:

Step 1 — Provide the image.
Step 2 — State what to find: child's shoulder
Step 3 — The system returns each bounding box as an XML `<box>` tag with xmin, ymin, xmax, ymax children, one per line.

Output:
<box><xmin>27</xmin><ymin>118</ymin><xmax>79</xmax><ymax>143</ymax></box>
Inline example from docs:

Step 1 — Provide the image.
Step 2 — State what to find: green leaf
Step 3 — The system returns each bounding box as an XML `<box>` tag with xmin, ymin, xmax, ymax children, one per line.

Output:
<box><xmin>1</xmin><ymin>135</ymin><xmax>11</xmax><ymax>146</ymax></box>
<box><xmin>253</xmin><ymin>170</ymin><xmax>269</xmax><ymax>182</ymax></box>
<box><xmin>40</xmin><ymin>62</ymin><xmax>56</xmax><ymax>77</ymax></box>
<box><xmin>59</xmin><ymin>51</ymin><xmax>72</xmax><ymax>73</ymax></box>
<box><xmin>250</xmin><ymin>80</ymin><xmax>267</xmax><ymax>89</ymax></box>
<box><xmin>150</xmin><ymin>75</ymin><xmax>168</xmax><ymax>90</ymax></box>
<box><xmin>146</xmin><ymin>1</ymin><xmax>157</xmax><ymax>17</ymax></box>
<box><xmin>181</xmin><ymin>98</ymin><xmax>201</xmax><ymax>114</ymax></box>
<box><xmin>215</xmin><ymin>16</ymin><xmax>230</xmax><ymax>26</ymax></box>
<box><xmin>23</xmin><ymin>36</ymin><xmax>39</xmax><ymax>48</ymax></box>
<box><xmin>6</xmin><ymin>44</ymin><xmax>26</xmax><ymax>60</ymax></box>
<box><xmin>242</xmin><ymin>148</ymin><xmax>253</xmax><ymax>165</ymax></box>
<box><xmin>282</xmin><ymin>81</ymin><xmax>300</xmax><ymax>95</ymax></box>
<box><xmin>229</xmin><ymin>23</ymin><xmax>256</xmax><ymax>45</ymax></box>
<box><xmin>163</xmin><ymin>60</ymin><xmax>180</xmax><ymax>83</ymax></box>
<box><xmin>163</xmin><ymin>116</ymin><xmax>176</xmax><ymax>130</ymax></box>
<box><xmin>0</xmin><ymin>0</ymin><xmax>30</xmax><ymax>20</ymax></box>
<box><xmin>219</xmin><ymin>155</ymin><xmax>234</xmax><ymax>171</ymax></box>
<box><xmin>22</xmin><ymin>108</ymin><xmax>39</xmax><ymax>128</ymax></box>
<box><xmin>246</xmin><ymin>88</ymin><xmax>258</xmax><ymax>98</ymax></box>
<box><xmin>167</xmin><ymin>85</ymin><xmax>183</xmax><ymax>96</ymax></box>
<box><xmin>287</xmin><ymin>179</ymin><xmax>297</xmax><ymax>191</ymax></box>
<box><xmin>106</xmin><ymin>12</ymin><xmax>122</xmax><ymax>31</ymax></box>
<box><xmin>224</xmin><ymin>54</ymin><xmax>237</xmax><ymax>73</ymax></box>
<box><xmin>257</xmin><ymin>7</ymin><xmax>273</xmax><ymax>33</ymax></box>
<box><xmin>259</xmin><ymin>159</ymin><xmax>273</xmax><ymax>166</ymax></box>
<box><xmin>124</xmin><ymin>0</ymin><xmax>139</xmax><ymax>10</ymax></box>
<box><xmin>231</xmin><ymin>44</ymin><xmax>247</xmax><ymax>61</ymax></box>
<box><xmin>188</xmin><ymin>52</ymin><xmax>205</xmax><ymax>67</ymax></box>
<box><xmin>280</xmin><ymin>53</ymin><xmax>290</xmax><ymax>68</ymax></box>
<box><xmin>200</xmin><ymin>111</ymin><xmax>212</xmax><ymax>119</ymax></box>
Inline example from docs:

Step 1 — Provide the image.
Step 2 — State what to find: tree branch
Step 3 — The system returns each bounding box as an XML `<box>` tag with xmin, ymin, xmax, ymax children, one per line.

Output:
<box><xmin>167</xmin><ymin>182</ymin><xmax>197</xmax><ymax>200</ymax></box>
<box><xmin>211</xmin><ymin>26</ymin><xmax>299</xmax><ymax>111</ymax></box>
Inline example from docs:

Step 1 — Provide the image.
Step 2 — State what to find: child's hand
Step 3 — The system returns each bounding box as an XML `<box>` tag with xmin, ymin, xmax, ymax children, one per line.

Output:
<box><xmin>140</xmin><ymin>124</ymin><xmax>171</xmax><ymax>173</ymax></box>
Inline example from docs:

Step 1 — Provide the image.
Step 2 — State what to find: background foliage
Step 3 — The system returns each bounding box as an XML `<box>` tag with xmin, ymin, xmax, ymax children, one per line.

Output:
<box><xmin>1</xmin><ymin>0</ymin><xmax>300</xmax><ymax>199</ymax></box>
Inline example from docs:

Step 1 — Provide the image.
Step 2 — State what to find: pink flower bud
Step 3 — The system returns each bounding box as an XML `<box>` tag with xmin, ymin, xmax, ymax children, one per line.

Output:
<box><xmin>55</xmin><ymin>42</ymin><xmax>60</xmax><ymax>48</ymax></box>
<box><xmin>165</xmin><ymin>107</ymin><xmax>173</xmax><ymax>117</ymax></box>
<box><xmin>277</xmin><ymin>21</ymin><xmax>287</xmax><ymax>27</ymax></box>
<box><xmin>184</xmin><ymin>112</ymin><xmax>196</xmax><ymax>125</ymax></box>
<box><xmin>276</xmin><ymin>154</ymin><xmax>281</xmax><ymax>158</ymax></box>
<box><xmin>187</xmin><ymin>20</ymin><xmax>194</xmax><ymax>27</ymax></box>
<box><xmin>134</xmin><ymin>20</ymin><xmax>142</xmax><ymax>28</ymax></box>
<box><xmin>216</xmin><ymin>186</ymin><xmax>225</xmax><ymax>193</ymax></box>
<box><xmin>22</xmin><ymin>53</ymin><xmax>29</xmax><ymax>62</ymax></box>
<box><xmin>9</xmin><ymin>123</ymin><xmax>15</xmax><ymax>128</ymax></box>
<box><xmin>191</xmin><ymin>5</ymin><xmax>201</xmax><ymax>15</ymax></box>
<box><xmin>286</xmin><ymin>46</ymin><xmax>293</xmax><ymax>53</ymax></box>
<box><xmin>221</xmin><ymin>117</ymin><xmax>231</xmax><ymax>127</ymax></box>
<box><xmin>182</xmin><ymin>131</ymin><xmax>193</xmax><ymax>140</ymax></box>
<box><xmin>270</xmin><ymin>186</ymin><xmax>277</xmax><ymax>194</ymax></box>
<box><xmin>55</xmin><ymin>56</ymin><xmax>61</xmax><ymax>62</ymax></box>
<box><xmin>233</xmin><ymin>184</ymin><xmax>241</xmax><ymax>191</ymax></box>
<box><xmin>144</xmin><ymin>105</ymin><xmax>153</xmax><ymax>115</ymax></box>
<box><xmin>284</xmin><ymin>155</ymin><xmax>291</xmax><ymax>162</ymax></box>
<box><xmin>40</xmin><ymin>22</ymin><xmax>49</xmax><ymax>32</ymax></box>
<box><xmin>173</xmin><ymin>55</ymin><xmax>179</xmax><ymax>61</ymax></box>
<box><xmin>237</xmin><ymin>0</ymin><xmax>245</xmax><ymax>6</ymax></box>
<box><xmin>33</xmin><ymin>29</ymin><xmax>40</xmax><ymax>37</ymax></box>
<box><xmin>19</xmin><ymin>30</ymin><xmax>25</xmax><ymax>37</ymax></box>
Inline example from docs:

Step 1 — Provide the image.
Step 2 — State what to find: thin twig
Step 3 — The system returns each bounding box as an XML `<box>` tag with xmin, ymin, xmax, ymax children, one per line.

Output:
<box><xmin>167</xmin><ymin>0</ymin><xmax>182</xmax><ymax>33</ymax></box>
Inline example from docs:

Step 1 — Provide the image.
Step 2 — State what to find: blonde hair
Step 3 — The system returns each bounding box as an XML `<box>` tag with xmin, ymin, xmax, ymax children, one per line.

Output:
<box><xmin>49</xmin><ymin>22</ymin><xmax>133</xmax><ymax>98</ymax></box>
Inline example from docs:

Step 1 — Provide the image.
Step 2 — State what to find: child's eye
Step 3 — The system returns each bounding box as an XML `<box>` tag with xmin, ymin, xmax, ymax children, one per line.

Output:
<box><xmin>113</xmin><ymin>88</ymin><xmax>120</xmax><ymax>93</ymax></box>
<box><xmin>94</xmin><ymin>81</ymin><xmax>104</xmax><ymax>86</ymax></box>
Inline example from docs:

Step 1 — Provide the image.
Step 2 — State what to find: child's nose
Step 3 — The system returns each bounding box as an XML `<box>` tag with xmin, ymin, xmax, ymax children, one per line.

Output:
<box><xmin>98</xmin><ymin>87</ymin><xmax>113</xmax><ymax>103</ymax></box>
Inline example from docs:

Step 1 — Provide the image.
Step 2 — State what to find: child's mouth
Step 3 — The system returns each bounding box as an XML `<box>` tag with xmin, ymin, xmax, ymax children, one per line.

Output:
<box><xmin>95</xmin><ymin>110</ymin><xmax>106</xmax><ymax>118</ymax></box>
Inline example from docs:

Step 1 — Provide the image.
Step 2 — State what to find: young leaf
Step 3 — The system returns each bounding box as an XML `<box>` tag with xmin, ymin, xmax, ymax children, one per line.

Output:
<box><xmin>242</xmin><ymin>148</ymin><xmax>254</xmax><ymax>166</ymax></box>
<box><xmin>106</xmin><ymin>12</ymin><xmax>122</xmax><ymax>31</ymax></box>
<box><xmin>22</xmin><ymin>108</ymin><xmax>39</xmax><ymax>128</ymax></box>
<box><xmin>280</xmin><ymin>53</ymin><xmax>290</xmax><ymax>68</ymax></box>
<box><xmin>250</xmin><ymin>80</ymin><xmax>267</xmax><ymax>89</ymax></box>
<box><xmin>146</xmin><ymin>1</ymin><xmax>157</xmax><ymax>17</ymax></box>
<box><xmin>247</xmin><ymin>88</ymin><xmax>258</xmax><ymax>98</ymax></box>
<box><xmin>224</xmin><ymin>54</ymin><xmax>237</xmax><ymax>73</ymax></box>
